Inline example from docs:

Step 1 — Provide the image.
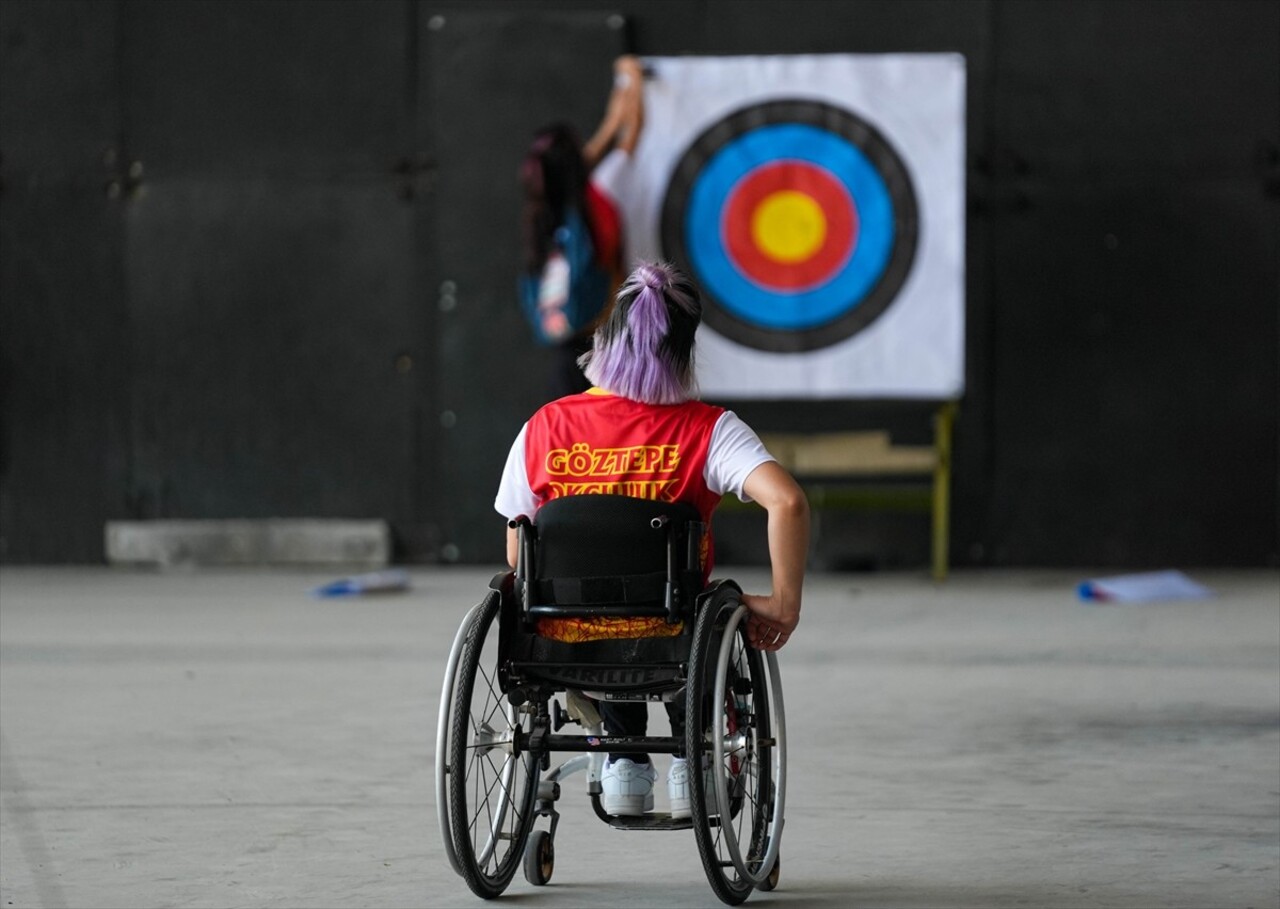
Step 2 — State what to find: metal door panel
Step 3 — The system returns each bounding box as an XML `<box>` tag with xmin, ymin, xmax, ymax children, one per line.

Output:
<box><xmin>986</xmin><ymin>181</ymin><xmax>1278</xmax><ymax>566</ymax></box>
<box><xmin>122</xmin><ymin>0</ymin><xmax>409</xmax><ymax>179</ymax></box>
<box><xmin>124</xmin><ymin>180</ymin><xmax>418</xmax><ymax>524</ymax></box>
<box><xmin>0</xmin><ymin>0</ymin><xmax>129</xmax><ymax>562</ymax></box>
<box><xmin>421</xmin><ymin>10</ymin><xmax>627</xmax><ymax>562</ymax></box>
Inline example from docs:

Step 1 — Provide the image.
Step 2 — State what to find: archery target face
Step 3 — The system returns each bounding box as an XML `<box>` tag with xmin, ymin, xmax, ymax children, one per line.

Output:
<box><xmin>661</xmin><ymin>100</ymin><xmax>919</xmax><ymax>353</ymax></box>
<box><xmin>603</xmin><ymin>54</ymin><xmax>966</xmax><ymax>398</ymax></box>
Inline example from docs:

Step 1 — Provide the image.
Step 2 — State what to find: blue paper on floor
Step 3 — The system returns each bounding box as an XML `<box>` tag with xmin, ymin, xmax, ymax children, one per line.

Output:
<box><xmin>311</xmin><ymin>569</ymin><xmax>410</xmax><ymax>598</ymax></box>
<box><xmin>1077</xmin><ymin>570</ymin><xmax>1213</xmax><ymax>603</ymax></box>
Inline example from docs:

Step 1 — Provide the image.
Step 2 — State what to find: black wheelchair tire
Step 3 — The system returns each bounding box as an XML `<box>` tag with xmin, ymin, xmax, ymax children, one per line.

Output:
<box><xmin>686</xmin><ymin>583</ymin><xmax>776</xmax><ymax>906</ymax></box>
<box><xmin>447</xmin><ymin>591</ymin><xmax>539</xmax><ymax>898</ymax></box>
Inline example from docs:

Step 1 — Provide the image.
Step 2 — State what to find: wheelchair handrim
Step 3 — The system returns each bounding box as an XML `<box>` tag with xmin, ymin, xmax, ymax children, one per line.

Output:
<box><xmin>447</xmin><ymin>594</ymin><xmax>539</xmax><ymax>895</ymax></box>
<box><xmin>436</xmin><ymin>597</ymin><xmax>486</xmax><ymax>876</ymax></box>
<box><xmin>712</xmin><ymin>603</ymin><xmax>786</xmax><ymax>887</ymax></box>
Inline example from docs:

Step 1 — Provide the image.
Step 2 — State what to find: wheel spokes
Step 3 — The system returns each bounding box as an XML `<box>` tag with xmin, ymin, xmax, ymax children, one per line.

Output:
<box><xmin>448</xmin><ymin>595</ymin><xmax>537</xmax><ymax>892</ymax></box>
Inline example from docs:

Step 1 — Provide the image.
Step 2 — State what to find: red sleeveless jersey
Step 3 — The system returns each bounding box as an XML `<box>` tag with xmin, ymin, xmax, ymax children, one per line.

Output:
<box><xmin>524</xmin><ymin>390</ymin><xmax>725</xmax><ymax>524</ymax></box>
<box><xmin>524</xmin><ymin>391</ymin><xmax>725</xmax><ymax>642</ymax></box>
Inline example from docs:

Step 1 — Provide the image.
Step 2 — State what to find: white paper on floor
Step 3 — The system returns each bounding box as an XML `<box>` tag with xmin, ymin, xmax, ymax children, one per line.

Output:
<box><xmin>1077</xmin><ymin>570</ymin><xmax>1214</xmax><ymax>603</ymax></box>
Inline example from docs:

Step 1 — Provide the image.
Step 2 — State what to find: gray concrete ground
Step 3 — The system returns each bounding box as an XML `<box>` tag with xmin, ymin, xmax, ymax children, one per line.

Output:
<box><xmin>1</xmin><ymin>566</ymin><xmax>1277</xmax><ymax>909</ymax></box>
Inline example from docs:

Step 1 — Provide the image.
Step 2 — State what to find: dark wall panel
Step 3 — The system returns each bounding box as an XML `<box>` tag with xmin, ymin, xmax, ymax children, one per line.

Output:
<box><xmin>0</xmin><ymin>0</ymin><xmax>129</xmax><ymax>562</ymax></box>
<box><xmin>992</xmin><ymin>0</ymin><xmax>1279</xmax><ymax>179</ymax></box>
<box><xmin>122</xmin><ymin>0</ymin><xmax>410</xmax><ymax>178</ymax></box>
<box><xmin>986</xmin><ymin>0</ymin><xmax>1279</xmax><ymax>566</ymax></box>
<box><xmin>708</xmin><ymin>0</ymin><xmax>991</xmax><ymax>54</ymax></box>
<box><xmin>986</xmin><ymin>179</ymin><xmax>1277</xmax><ymax>566</ymax></box>
<box><xmin>116</xmin><ymin>0</ymin><xmax>422</xmax><ymax>536</ymax></box>
<box><xmin>124</xmin><ymin>181</ymin><xmax>418</xmax><ymax>521</ymax></box>
<box><xmin>420</xmin><ymin>9</ymin><xmax>627</xmax><ymax>563</ymax></box>
<box><xmin>0</xmin><ymin>0</ymin><xmax>121</xmax><ymax>176</ymax></box>
<box><xmin>0</xmin><ymin>184</ymin><xmax>130</xmax><ymax>561</ymax></box>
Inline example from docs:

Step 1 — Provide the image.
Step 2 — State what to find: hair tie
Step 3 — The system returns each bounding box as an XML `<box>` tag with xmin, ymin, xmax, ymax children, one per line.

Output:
<box><xmin>636</xmin><ymin>264</ymin><xmax>668</xmax><ymax>293</ymax></box>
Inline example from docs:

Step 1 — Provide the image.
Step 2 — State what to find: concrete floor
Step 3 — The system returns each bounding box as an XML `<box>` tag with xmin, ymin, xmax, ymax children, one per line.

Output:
<box><xmin>0</xmin><ymin>566</ymin><xmax>1276</xmax><ymax>909</ymax></box>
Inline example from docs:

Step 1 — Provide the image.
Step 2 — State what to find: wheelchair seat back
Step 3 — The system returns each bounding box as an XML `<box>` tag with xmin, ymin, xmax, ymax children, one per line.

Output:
<box><xmin>521</xmin><ymin>494</ymin><xmax>704</xmax><ymax>622</ymax></box>
<box><xmin>504</xmin><ymin>495</ymin><xmax>707</xmax><ymax>698</ymax></box>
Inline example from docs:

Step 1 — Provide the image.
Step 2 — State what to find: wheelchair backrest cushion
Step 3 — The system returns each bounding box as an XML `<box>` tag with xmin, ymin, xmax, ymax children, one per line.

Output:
<box><xmin>534</xmin><ymin>494</ymin><xmax>701</xmax><ymax>581</ymax></box>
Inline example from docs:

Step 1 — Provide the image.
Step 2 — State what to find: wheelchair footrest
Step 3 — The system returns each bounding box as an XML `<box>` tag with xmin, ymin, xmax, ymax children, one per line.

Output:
<box><xmin>589</xmin><ymin>795</ymin><xmax>694</xmax><ymax>831</ymax></box>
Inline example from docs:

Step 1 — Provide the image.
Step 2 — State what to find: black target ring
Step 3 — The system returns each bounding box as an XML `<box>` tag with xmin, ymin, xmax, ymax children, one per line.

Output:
<box><xmin>660</xmin><ymin>99</ymin><xmax>919</xmax><ymax>353</ymax></box>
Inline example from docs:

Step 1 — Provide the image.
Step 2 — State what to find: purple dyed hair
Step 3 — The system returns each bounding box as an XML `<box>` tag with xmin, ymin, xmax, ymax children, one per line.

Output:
<box><xmin>579</xmin><ymin>261</ymin><xmax>702</xmax><ymax>405</ymax></box>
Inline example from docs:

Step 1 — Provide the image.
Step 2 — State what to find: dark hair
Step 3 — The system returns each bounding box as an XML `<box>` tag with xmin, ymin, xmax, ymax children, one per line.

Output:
<box><xmin>519</xmin><ymin>123</ymin><xmax>593</xmax><ymax>272</ymax></box>
<box><xmin>579</xmin><ymin>261</ymin><xmax>702</xmax><ymax>404</ymax></box>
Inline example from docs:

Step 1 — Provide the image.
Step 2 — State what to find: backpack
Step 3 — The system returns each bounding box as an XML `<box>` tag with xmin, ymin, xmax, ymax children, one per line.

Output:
<box><xmin>518</xmin><ymin>206</ymin><xmax>611</xmax><ymax>346</ymax></box>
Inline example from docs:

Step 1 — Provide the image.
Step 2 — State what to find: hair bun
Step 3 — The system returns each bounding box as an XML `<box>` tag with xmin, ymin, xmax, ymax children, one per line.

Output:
<box><xmin>635</xmin><ymin>262</ymin><xmax>671</xmax><ymax>291</ymax></box>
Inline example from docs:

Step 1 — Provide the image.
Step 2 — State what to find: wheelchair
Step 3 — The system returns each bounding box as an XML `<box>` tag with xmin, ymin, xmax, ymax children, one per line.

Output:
<box><xmin>436</xmin><ymin>494</ymin><xmax>787</xmax><ymax>905</ymax></box>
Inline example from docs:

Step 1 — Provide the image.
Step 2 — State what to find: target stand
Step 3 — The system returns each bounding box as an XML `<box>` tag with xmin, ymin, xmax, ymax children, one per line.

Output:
<box><xmin>654</xmin><ymin>98</ymin><xmax>956</xmax><ymax>577</ymax></box>
<box><xmin>722</xmin><ymin>402</ymin><xmax>956</xmax><ymax>580</ymax></box>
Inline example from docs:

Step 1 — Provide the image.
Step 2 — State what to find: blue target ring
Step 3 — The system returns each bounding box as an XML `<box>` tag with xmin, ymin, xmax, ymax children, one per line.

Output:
<box><xmin>686</xmin><ymin>124</ymin><xmax>894</xmax><ymax>330</ymax></box>
<box><xmin>661</xmin><ymin>100</ymin><xmax>919</xmax><ymax>353</ymax></box>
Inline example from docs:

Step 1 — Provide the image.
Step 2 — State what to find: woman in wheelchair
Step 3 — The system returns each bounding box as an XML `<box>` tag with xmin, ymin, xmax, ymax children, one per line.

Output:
<box><xmin>493</xmin><ymin>260</ymin><xmax>810</xmax><ymax>818</ymax></box>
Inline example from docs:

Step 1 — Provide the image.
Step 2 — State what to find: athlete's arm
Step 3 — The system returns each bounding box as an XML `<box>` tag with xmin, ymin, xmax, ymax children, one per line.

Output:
<box><xmin>495</xmin><ymin>424</ymin><xmax>537</xmax><ymax>570</ymax></box>
<box><xmin>506</xmin><ymin>527</ymin><xmax>519</xmax><ymax>569</ymax></box>
<box><xmin>739</xmin><ymin>460</ymin><xmax>810</xmax><ymax>652</ymax></box>
<box><xmin>583</xmin><ymin>55</ymin><xmax>645</xmax><ymax>167</ymax></box>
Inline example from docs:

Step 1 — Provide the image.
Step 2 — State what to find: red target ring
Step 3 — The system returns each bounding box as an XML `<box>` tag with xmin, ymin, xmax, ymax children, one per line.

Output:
<box><xmin>662</xmin><ymin>100</ymin><xmax>920</xmax><ymax>352</ymax></box>
<box><xmin>722</xmin><ymin>160</ymin><xmax>858</xmax><ymax>292</ymax></box>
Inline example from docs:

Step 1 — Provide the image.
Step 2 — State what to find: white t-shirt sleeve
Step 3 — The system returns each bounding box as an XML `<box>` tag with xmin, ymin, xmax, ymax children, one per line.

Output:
<box><xmin>704</xmin><ymin>411</ymin><xmax>776</xmax><ymax>503</ymax></box>
<box><xmin>494</xmin><ymin>423</ymin><xmax>540</xmax><ymax>520</ymax></box>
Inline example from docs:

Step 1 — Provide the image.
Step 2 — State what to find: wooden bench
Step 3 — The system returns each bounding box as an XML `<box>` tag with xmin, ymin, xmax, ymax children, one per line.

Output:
<box><xmin>751</xmin><ymin>402</ymin><xmax>957</xmax><ymax>580</ymax></box>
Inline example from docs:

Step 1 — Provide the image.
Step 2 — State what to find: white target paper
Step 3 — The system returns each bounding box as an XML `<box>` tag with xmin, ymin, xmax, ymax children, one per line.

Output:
<box><xmin>595</xmin><ymin>54</ymin><xmax>966</xmax><ymax>399</ymax></box>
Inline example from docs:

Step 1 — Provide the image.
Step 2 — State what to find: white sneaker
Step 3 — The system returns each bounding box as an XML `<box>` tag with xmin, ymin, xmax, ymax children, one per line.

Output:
<box><xmin>668</xmin><ymin>757</ymin><xmax>693</xmax><ymax>818</ymax></box>
<box><xmin>668</xmin><ymin>757</ymin><xmax>716</xmax><ymax>819</ymax></box>
<box><xmin>602</xmin><ymin>758</ymin><xmax>658</xmax><ymax>816</ymax></box>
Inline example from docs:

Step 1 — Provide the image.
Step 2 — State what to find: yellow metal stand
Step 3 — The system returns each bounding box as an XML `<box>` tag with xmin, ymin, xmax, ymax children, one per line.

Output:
<box><xmin>931</xmin><ymin>401</ymin><xmax>957</xmax><ymax>581</ymax></box>
<box><xmin>752</xmin><ymin>400</ymin><xmax>960</xmax><ymax>581</ymax></box>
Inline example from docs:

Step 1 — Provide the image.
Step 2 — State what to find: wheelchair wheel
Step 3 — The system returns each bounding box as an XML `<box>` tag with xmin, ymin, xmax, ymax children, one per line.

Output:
<box><xmin>436</xmin><ymin>597</ymin><xmax>486</xmax><ymax>876</ymax></box>
<box><xmin>447</xmin><ymin>589</ymin><xmax>539</xmax><ymax>898</ymax></box>
<box><xmin>687</xmin><ymin>585</ymin><xmax>787</xmax><ymax>906</ymax></box>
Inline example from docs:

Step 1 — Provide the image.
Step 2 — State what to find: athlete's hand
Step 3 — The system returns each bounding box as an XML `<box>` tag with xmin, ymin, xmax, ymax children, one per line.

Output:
<box><xmin>741</xmin><ymin>592</ymin><xmax>798</xmax><ymax>652</ymax></box>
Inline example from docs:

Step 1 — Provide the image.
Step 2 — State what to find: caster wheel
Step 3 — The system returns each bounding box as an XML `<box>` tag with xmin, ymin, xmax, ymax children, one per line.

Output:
<box><xmin>758</xmin><ymin>853</ymin><xmax>781</xmax><ymax>891</ymax></box>
<box><xmin>523</xmin><ymin>829</ymin><xmax>554</xmax><ymax>886</ymax></box>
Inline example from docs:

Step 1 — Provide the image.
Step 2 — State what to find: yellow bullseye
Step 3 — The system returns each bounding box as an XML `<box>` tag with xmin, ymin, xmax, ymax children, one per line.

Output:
<box><xmin>751</xmin><ymin>190</ymin><xmax>827</xmax><ymax>263</ymax></box>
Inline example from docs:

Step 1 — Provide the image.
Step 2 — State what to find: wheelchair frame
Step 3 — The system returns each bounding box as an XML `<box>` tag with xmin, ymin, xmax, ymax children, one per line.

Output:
<box><xmin>436</xmin><ymin>496</ymin><xmax>787</xmax><ymax>905</ymax></box>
